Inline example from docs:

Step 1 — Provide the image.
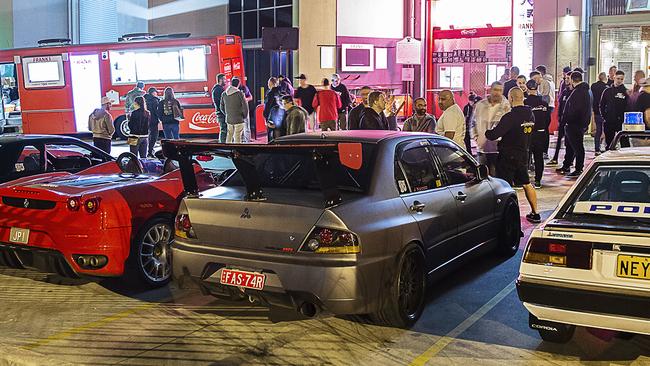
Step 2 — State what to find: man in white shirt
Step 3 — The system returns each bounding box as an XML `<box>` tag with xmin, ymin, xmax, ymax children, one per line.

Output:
<box><xmin>435</xmin><ymin>90</ymin><xmax>466</xmax><ymax>146</ymax></box>
<box><xmin>471</xmin><ymin>81</ymin><xmax>511</xmax><ymax>176</ymax></box>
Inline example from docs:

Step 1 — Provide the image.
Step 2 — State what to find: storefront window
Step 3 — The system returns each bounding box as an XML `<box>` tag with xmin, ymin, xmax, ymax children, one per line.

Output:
<box><xmin>486</xmin><ymin>64</ymin><xmax>506</xmax><ymax>86</ymax></box>
<box><xmin>599</xmin><ymin>27</ymin><xmax>645</xmax><ymax>85</ymax></box>
<box><xmin>438</xmin><ymin>65</ymin><xmax>463</xmax><ymax>89</ymax></box>
<box><xmin>110</xmin><ymin>47</ymin><xmax>207</xmax><ymax>85</ymax></box>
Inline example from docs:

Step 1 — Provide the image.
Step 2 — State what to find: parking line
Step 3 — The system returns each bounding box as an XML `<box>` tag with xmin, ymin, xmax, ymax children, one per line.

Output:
<box><xmin>22</xmin><ymin>303</ymin><xmax>156</xmax><ymax>351</ymax></box>
<box><xmin>409</xmin><ymin>280</ymin><xmax>516</xmax><ymax>366</ymax></box>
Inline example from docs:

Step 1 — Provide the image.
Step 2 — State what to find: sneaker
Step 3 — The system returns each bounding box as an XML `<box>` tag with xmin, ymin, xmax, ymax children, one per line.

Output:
<box><xmin>547</xmin><ymin>159</ymin><xmax>558</xmax><ymax>166</ymax></box>
<box><xmin>555</xmin><ymin>167</ymin><xmax>569</xmax><ymax>175</ymax></box>
<box><xmin>566</xmin><ymin>170</ymin><xmax>583</xmax><ymax>178</ymax></box>
<box><xmin>534</xmin><ymin>181</ymin><xmax>542</xmax><ymax>189</ymax></box>
<box><xmin>526</xmin><ymin>212</ymin><xmax>542</xmax><ymax>223</ymax></box>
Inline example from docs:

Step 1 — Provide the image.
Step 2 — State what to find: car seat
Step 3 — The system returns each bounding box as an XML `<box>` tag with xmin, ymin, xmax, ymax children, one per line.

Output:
<box><xmin>610</xmin><ymin>171</ymin><xmax>650</xmax><ymax>203</ymax></box>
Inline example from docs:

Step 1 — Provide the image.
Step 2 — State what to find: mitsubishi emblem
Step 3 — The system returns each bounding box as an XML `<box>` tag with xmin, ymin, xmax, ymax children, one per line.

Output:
<box><xmin>23</xmin><ymin>199</ymin><xmax>29</xmax><ymax>208</ymax></box>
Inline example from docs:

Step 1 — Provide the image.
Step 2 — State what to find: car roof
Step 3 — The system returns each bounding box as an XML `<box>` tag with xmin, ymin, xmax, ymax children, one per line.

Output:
<box><xmin>0</xmin><ymin>134</ymin><xmax>84</xmax><ymax>144</ymax></box>
<box><xmin>277</xmin><ymin>131</ymin><xmax>439</xmax><ymax>144</ymax></box>
<box><xmin>594</xmin><ymin>147</ymin><xmax>650</xmax><ymax>164</ymax></box>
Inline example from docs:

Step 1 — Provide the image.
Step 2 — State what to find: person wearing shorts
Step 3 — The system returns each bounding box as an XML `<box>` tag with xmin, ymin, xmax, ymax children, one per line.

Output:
<box><xmin>485</xmin><ymin>88</ymin><xmax>541</xmax><ymax>223</ymax></box>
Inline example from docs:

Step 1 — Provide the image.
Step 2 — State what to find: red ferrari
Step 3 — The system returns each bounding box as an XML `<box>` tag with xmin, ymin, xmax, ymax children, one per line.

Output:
<box><xmin>0</xmin><ymin>152</ymin><xmax>216</xmax><ymax>287</ymax></box>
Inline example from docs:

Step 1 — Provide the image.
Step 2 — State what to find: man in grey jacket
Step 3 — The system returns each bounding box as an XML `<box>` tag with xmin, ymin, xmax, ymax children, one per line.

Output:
<box><xmin>219</xmin><ymin>77</ymin><xmax>249</xmax><ymax>143</ymax></box>
<box><xmin>471</xmin><ymin>81</ymin><xmax>511</xmax><ymax>176</ymax></box>
<box><xmin>281</xmin><ymin>95</ymin><xmax>307</xmax><ymax>136</ymax></box>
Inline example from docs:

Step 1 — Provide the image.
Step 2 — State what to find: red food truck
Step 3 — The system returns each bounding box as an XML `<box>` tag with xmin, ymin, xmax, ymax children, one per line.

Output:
<box><xmin>0</xmin><ymin>34</ymin><xmax>245</xmax><ymax>138</ymax></box>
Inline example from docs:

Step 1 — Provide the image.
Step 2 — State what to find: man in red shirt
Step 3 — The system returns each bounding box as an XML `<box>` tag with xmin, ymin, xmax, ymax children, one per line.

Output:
<box><xmin>312</xmin><ymin>78</ymin><xmax>342</xmax><ymax>131</ymax></box>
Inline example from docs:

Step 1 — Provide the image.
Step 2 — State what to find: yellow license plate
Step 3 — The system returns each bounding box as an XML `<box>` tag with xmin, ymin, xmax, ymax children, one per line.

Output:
<box><xmin>616</xmin><ymin>255</ymin><xmax>650</xmax><ymax>280</ymax></box>
<box><xmin>9</xmin><ymin>227</ymin><xmax>30</xmax><ymax>245</ymax></box>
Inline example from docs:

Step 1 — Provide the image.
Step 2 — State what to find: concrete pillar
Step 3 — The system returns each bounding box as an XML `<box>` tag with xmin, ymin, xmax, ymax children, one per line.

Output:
<box><xmin>533</xmin><ymin>0</ymin><xmax>588</xmax><ymax>83</ymax></box>
<box><xmin>297</xmin><ymin>0</ymin><xmax>337</xmax><ymax>84</ymax></box>
<box><xmin>0</xmin><ymin>0</ymin><xmax>12</xmax><ymax>49</ymax></box>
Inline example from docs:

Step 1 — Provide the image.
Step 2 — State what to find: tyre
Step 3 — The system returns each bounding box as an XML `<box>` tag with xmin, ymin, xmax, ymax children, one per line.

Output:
<box><xmin>531</xmin><ymin>313</ymin><xmax>575</xmax><ymax>343</ymax></box>
<box><xmin>371</xmin><ymin>244</ymin><xmax>426</xmax><ymax>328</ymax></box>
<box><xmin>496</xmin><ymin>197</ymin><xmax>521</xmax><ymax>257</ymax></box>
<box><xmin>113</xmin><ymin>115</ymin><xmax>128</xmax><ymax>140</ymax></box>
<box><xmin>125</xmin><ymin>217</ymin><xmax>173</xmax><ymax>288</ymax></box>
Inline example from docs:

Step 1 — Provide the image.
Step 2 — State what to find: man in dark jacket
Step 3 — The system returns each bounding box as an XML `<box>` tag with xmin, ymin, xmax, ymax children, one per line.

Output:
<box><xmin>600</xmin><ymin>70</ymin><xmax>629</xmax><ymax>149</ymax></box>
<box><xmin>403</xmin><ymin>98</ymin><xmax>436</xmax><ymax>133</ymax></box>
<box><xmin>525</xmin><ymin>80</ymin><xmax>550</xmax><ymax>188</ymax></box>
<box><xmin>211</xmin><ymin>73</ymin><xmax>227</xmax><ymax>142</ymax></box>
<box><xmin>294</xmin><ymin>74</ymin><xmax>318</xmax><ymax>131</ymax></box>
<box><xmin>485</xmin><ymin>88</ymin><xmax>540</xmax><ymax>223</ymax></box>
<box><xmin>281</xmin><ymin>95</ymin><xmax>307</xmax><ymax>135</ymax></box>
<box><xmin>557</xmin><ymin>71</ymin><xmax>593</xmax><ymax>177</ymax></box>
<box><xmin>331</xmin><ymin>73</ymin><xmax>352</xmax><ymax>130</ymax></box>
<box><xmin>143</xmin><ymin>87</ymin><xmax>160</xmax><ymax>157</ymax></box>
<box><xmin>590</xmin><ymin>72</ymin><xmax>608</xmax><ymax>154</ymax></box>
<box><xmin>348</xmin><ymin>86</ymin><xmax>372</xmax><ymax>130</ymax></box>
<box><xmin>359</xmin><ymin>91</ymin><xmax>389</xmax><ymax>130</ymax></box>
<box><xmin>549</xmin><ymin>73</ymin><xmax>574</xmax><ymax>165</ymax></box>
<box><xmin>503</xmin><ymin>66</ymin><xmax>519</xmax><ymax>98</ymax></box>
<box><xmin>263</xmin><ymin>77</ymin><xmax>284</xmax><ymax>141</ymax></box>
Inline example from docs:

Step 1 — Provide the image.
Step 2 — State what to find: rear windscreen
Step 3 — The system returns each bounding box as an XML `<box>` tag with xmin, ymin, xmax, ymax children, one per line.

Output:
<box><xmin>221</xmin><ymin>144</ymin><xmax>376</xmax><ymax>193</ymax></box>
<box><xmin>561</xmin><ymin>167</ymin><xmax>650</xmax><ymax>225</ymax></box>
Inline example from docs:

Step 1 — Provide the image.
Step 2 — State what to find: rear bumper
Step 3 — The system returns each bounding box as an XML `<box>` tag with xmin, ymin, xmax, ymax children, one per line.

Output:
<box><xmin>0</xmin><ymin>243</ymin><xmax>78</xmax><ymax>278</ymax></box>
<box><xmin>517</xmin><ymin>277</ymin><xmax>650</xmax><ymax>335</ymax></box>
<box><xmin>173</xmin><ymin>240</ymin><xmax>389</xmax><ymax>315</ymax></box>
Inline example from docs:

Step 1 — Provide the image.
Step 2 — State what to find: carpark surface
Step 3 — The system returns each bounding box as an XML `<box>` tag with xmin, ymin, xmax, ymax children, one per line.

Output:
<box><xmin>0</xmin><ymin>140</ymin><xmax>649</xmax><ymax>365</ymax></box>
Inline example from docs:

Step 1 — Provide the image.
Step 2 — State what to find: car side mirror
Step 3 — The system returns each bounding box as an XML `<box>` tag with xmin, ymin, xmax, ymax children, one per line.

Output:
<box><xmin>477</xmin><ymin>164</ymin><xmax>489</xmax><ymax>181</ymax></box>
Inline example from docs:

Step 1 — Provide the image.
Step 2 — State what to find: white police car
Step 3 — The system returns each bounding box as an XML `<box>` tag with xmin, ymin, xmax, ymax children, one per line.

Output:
<box><xmin>517</xmin><ymin>145</ymin><xmax>650</xmax><ymax>343</ymax></box>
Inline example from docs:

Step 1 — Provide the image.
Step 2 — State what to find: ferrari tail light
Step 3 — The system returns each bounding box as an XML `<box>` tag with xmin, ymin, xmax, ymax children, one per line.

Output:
<box><xmin>67</xmin><ymin>197</ymin><xmax>81</xmax><ymax>211</ymax></box>
<box><xmin>301</xmin><ymin>227</ymin><xmax>360</xmax><ymax>254</ymax></box>
<box><xmin>84</xmin><ymin>197</ymin><xmax>101</xmax><ymax>214</ymax></box>
<box><xmin>175</xmin><ymin>214</ymin><xmax>196</xmax><ymax>239</ymax></box>
<box><xmin>523</xmin><ymin>238</ymin><xmax>592</xmax><ymax>269</ymax></box>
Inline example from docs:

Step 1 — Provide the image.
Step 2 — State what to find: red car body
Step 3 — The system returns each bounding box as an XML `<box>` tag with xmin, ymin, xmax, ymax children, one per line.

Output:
<box><xmin>0</xmin><ymin>160</ymin><xmax>214</xmax><ymax>283</ymax></box>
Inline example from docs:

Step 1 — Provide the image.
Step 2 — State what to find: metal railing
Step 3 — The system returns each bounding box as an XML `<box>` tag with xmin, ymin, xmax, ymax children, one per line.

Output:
<box><xmin>592</xmin><ymin>0</ymin><xmax>627</xmax><ymax>16</ymax></box>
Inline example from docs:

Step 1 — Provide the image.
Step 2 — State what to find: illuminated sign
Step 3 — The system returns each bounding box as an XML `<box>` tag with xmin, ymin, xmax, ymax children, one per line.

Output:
<box><xmin>513</xmin><ymin>0</ymin><xmax>534</xmax><ymax>74</ymax></box>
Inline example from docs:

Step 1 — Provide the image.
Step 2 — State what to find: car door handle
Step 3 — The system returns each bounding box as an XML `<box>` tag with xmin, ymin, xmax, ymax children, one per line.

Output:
<box><xmin>455</xmin><ymin>192</ymin><xmax>467</xmax><ymax>202</ymax></box>
<box><xmin>410</xmin><ymin>201</ymin><xmax>426</xmax><ymax>213</ymax></box>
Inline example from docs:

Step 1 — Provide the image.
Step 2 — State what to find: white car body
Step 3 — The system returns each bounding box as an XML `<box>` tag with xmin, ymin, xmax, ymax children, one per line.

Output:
<box><xmin>518</xmin><ymin>147</ymin><xmax>650</xmax><ymax>340</ymax></box>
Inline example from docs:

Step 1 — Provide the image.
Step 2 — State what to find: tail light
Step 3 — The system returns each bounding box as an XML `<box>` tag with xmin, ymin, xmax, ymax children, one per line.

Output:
<box><xmin>301</xmin><ymin>227</ymin><xmax>360</xmax><ymax>254</ymax></box>
<box><xmin>67</xmin><ymin>197</ymin><xmax>81</xmax><ymax>211</ymax></box>
<box><xmin>523</xmin><ymin>238</ymin><xmax>593</xmax><ymax>269</ymax></box>
<box><xmin>175</xmin><ymin>214</ymin><xmax>196</xmax><ymax>239</ymax></box>
<box><xmin>84</xmin><ymin>197</ymin><xmax>101</xmax><ymax>214</ymax></box>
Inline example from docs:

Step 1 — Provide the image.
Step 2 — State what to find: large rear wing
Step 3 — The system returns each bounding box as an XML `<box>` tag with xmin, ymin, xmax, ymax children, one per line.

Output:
<box><xmin>162</xmin><ymin>140</ymin><xmax>364</xmax><ymax>207</ymax></box>
<box><xmin>608</xmin><ymin>130</ymin><xmax>650</xmax><ymax>151</ymax></box>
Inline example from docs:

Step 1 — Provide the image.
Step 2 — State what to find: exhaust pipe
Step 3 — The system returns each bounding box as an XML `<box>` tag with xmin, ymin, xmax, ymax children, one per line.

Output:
<box><xmin>77</xmin><ymin>256</ymin><xmax>87</xmax><ymax>267</ymax></box>
<box><xmin>89</xmin><ymin>256</ymin><xmax>99</xmax><ymax>267</ymax></box>
<box><xmin>298</xmin><ymin>302</ymin><xmax>318</xmax><ymax>318</ymax></box>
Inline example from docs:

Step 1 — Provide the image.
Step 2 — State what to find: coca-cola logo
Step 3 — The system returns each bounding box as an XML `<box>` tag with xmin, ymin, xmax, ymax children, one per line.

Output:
<box><xmin>189</xmin><ymin>112</ymin><xmax>218</xmax><ymax>131</ymax></box>
<box><xmin>460</xmin><ymin>29</ymin><xmax>478</xmax><ymax>36</ymax></box>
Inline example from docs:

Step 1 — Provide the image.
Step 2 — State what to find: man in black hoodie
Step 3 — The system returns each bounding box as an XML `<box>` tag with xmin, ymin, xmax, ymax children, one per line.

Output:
<box><xmin>590</xmin><ymin>72</ymin><xmax>608</xmax><ymax>154</ymax></box>
<box><xmin>486</xmin><ymin>88</ymin><xmax>540</xmax><ymax>223</ymax></box>
<box><xmin>557</xmin><ymin>71</ymin><xmax>592</xmax><ymax>177</ymax></box>
<box><xmin>600</xmin><ymin>70</ymin><xmax>629</xmax><ymax>149</ymax></box>
<box><xmin>143</xmin><ymin>87</ymin><xmax>160</xmax><ymax>157</ymax></box>
<box><xmin>211</xmin><ymin>73</ymin><xmax>227</xmax><ymax>142</ymax></box>
<box><xmin>525</xmin><ymin>80</ymin><xmax>550</xmax><ymax>188</ymax></box>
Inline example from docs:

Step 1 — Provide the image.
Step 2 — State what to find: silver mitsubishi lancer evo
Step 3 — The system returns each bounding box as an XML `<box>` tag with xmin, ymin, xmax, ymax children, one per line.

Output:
<box><xmin>163</xmin><ymin>131</ymin><xmax>521</xmax><ymax>328</ymax></box>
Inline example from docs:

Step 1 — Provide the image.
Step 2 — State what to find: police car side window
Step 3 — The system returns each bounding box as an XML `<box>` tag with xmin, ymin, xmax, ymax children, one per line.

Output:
<box><xmin>432</xmin><ymin>142</ymin><xmax>477</xmax><ymax>185</ymax></box>
<box><xmin>395</xmin><ymin>141</ymin><xmax>443</xmax><ymax>194</ymax></box>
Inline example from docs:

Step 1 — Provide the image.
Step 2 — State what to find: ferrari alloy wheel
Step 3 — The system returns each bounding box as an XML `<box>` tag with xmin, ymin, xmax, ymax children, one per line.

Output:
<box><xmin>496</xmin><ymin>197</ymin><xmax>521</xmax><ymax>257</ymax></box>
<box><xmin>128</xmin><ymin>218</ymin><xmax>173</xmax><ymax>287</ymax></box>
<box><xmin>371</xmin><ymin>244</ymin><xmax>425</xmax><ymax>328</ymax></box>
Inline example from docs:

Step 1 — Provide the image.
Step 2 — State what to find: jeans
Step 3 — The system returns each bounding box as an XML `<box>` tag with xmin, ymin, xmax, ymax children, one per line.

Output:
<box><xmin>163</xmin><ymin>124</ymin><xmax>180</xmax><ymax>139</ymax></box>
<box><xmin>306</xmin><ymin>112</ymin><xmax>317</xmax><ymax>132</ymax></box>
<box><xmin>478</xmin><ymin>153</ymin><xmax>498</xmax><ymax>177</ymax></box>
<box><xmin>552</xmin><ymin>121</ymin><xmax>566</xmax><ymax>161</ymax></box>
<box><xmin>148</xmin><ymin>124</ymin><xmax>159</xmax><ymax>156</ymax></box>
<box><xmin>226</xmin><ymin>123</ymin><xmax>245</xmax><ymax>143</ymax></box>
<box><xmin>594</xmin><ymin>114</ymin><xmax>604</xmax><ymax>152</ymax></box>
<box><xmin>530</xmin><ymin>130</ymin><xmax>549</xmax><ymax>182</ymax></box>
<box><xmin>130</xmin><ymin>137</ymin><xmax>148</xmax><ymax>158</ymax></box>
<box><xmin>320</xmin><ymin>120</ymin><xmax>337</xmax><ymax>131</ymax></box>
<box><xmin>604</xmin><ymin>122</ymin><xmax>622</xmax><ymax>150</ymax></box>
<box><xmin>218</xmin><ymin>114</ymin><xmax>227</xmax><ymax>143</ymax></box>
<box><xmin>93</xmin><ymin>138</ymin><xmax>111</xmax><ymax>154</ymax></box>
<box><xmin>562</xmin><ymin>125</ymin><xmax>585</xmax><ymax>172</ymax></box>
<box><xmin>464</xmin><ymin>119</ymin><xmax>473</xmax><ymax>155</ymax></box>
<box><xmin>337</xmin><ymin>112</ymin><xmax>348</xmax><ymax>130</ymax></box>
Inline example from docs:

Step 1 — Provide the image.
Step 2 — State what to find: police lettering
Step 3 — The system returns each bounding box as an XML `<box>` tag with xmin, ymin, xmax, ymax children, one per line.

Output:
<box><xmin>590</xmin><ymin>204</ymin><xmax>613</xmax><ymax>212</ymax></box>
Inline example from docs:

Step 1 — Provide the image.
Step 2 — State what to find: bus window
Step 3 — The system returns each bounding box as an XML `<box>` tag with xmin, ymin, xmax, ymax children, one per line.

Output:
<box><xmin>110</xmin><ymin>46</ymin><xmax>207</xmax><ymax>84</ymax></box>
<box><xmin>21</xmin><ymin>55</ymin><xmax>66</xmax><ymax>89</ymax></box>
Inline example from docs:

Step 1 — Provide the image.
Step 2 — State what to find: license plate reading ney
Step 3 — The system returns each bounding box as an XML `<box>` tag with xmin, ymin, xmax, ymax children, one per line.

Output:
<box><xmin>9</xmin><ymin>227</ymin><xmax>30</xmax><ymax>244</ymax></box>
<box><xmin>220</xmin><ymin>268</ymin><xmax>265</xmax><ymax>290</ymax></box>
<box><xmin>617</xmin><ymin>255</ymin><xmax>650</xmax><ymax>280</ymax></box>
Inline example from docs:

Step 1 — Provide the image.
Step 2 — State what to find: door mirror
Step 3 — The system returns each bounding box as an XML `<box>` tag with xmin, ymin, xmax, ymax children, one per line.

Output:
<box><xmin>477</xmin><ymin>164</ymin><xmax>489</xmax><ymax>181</ymax></box>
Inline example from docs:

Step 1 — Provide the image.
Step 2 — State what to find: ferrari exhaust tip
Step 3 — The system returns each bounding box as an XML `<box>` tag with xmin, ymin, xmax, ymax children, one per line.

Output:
<box><xmin>298</xmin><ymin>302</ymin><xmax>318</xmax><ymax>318</ymax></box>
<box><xmin>76</xmin><ymin>256</ymin><xmax>88</xmax><ymax>267</ymax></box>
<box><xmin>89</xmin><ymin>256</ymin><xmax>99</xmax><ymax>267</ymax></box>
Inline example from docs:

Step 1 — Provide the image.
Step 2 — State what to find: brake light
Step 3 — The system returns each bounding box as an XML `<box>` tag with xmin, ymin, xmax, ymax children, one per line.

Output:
<box><xmin>67</xmin><ymin>197</ymin><xmax>81</xmax><ymax>211</ymax></box>
<box><xmin>523</xmin><ymin>238</ymin><xmax>592</xmax><ymax>269</ymax></box>
<box><xmin>84</xmin><ymin>197</ymin><xmax>101</xmax><ymax>214</ymax></box>
<box><xmin>301</xmin><ymin>227</ymin><xmax>360</xmax><ymax>254</ymax></box>
<box><xmin>175</xmin><ymin>214</ymin><xmax>196</xmax><ymax>239</ymax></box>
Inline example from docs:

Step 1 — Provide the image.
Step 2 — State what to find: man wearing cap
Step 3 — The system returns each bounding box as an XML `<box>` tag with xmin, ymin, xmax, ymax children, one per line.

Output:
<box><xmin>125</xmin><ymin>81</ymin><xmax>146</xmax><ymax>116</ymax></box>
<box><xmin>635</xmin><ymin>78</ymin><xmax>650</xmax><ymax>128</ymax></box>
<box><xmin>525</xmin><ymin>79</ymin><xmax>550</xmax><ymax>188</ymax></box>
<box><xmin>88</xmin><ymin>97</ymin><xmax>115</xmax><ymax>154</ymax></box>
<box><xmin>294</xmin><ymin>74</ymin><xmax>318</xmax><ymax>132</ymax></box>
